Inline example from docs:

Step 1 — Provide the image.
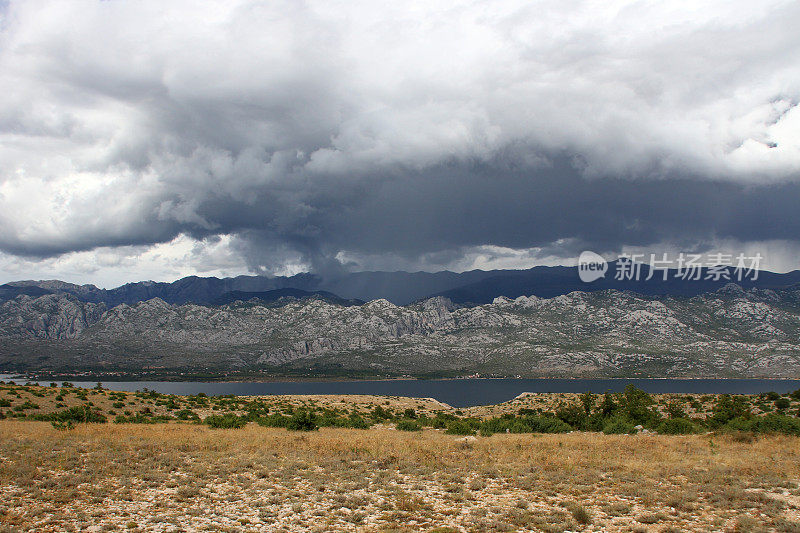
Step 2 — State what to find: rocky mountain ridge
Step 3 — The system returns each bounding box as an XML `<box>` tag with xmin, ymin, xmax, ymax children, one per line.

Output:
<box><xmin>1</xmin><ymin>284</ymin><xmax>799</xmax><ymax>377</ymax></box>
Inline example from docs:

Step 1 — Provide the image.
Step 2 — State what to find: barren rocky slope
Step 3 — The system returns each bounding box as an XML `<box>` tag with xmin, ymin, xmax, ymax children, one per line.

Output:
<box><xmin>1</xmin><ymin>284</ymin><xmax>799</xmax><ymax>377</ymax></box>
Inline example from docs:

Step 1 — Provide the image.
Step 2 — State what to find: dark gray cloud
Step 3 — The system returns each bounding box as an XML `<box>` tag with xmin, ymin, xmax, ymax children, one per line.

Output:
<box><xmin>191</xmin><ymin>159</ymin><xmax>800</xmax><ymax>276</ymax></box>
<box><xmin>1</xmin><ymin>0</ymin><xmax>799</xmax><ymax>283</ymax></box>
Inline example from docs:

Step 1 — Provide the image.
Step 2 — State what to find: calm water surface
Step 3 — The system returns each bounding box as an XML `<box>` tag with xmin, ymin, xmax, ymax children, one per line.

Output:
<box><xmin>2</xmin><ymin>375</ymin><xmax>799</xmax><ymax>407</ymax></box>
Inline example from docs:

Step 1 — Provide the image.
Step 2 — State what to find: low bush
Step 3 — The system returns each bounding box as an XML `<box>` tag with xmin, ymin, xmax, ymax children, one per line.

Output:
<box><xmin>556</xmin><ymin>403</ymin><xmax>587</xmax><ymax>430</ymax></box>
<box><xmin>709</xmin><ymin>395</ymin><xmax>752</xmax><ymax>427</ymax></box>
<box><xmin>396</xmin><ymin>419</ymin><xmax>422</xmax><ymax>431</ymax></box>
<box><xmin>525</xmin><ymin>416</ymin><xmax>573</xmax><ymax>434</ymax></box>
<box><xmin>602</xmin><ymin>417</ymin><xmax>636</xmax><ymax>435</ymax></box>
<box><xmin>665</xmin><ymin>400</ymin><xmax>687</xmax><ymax>419</ymax></box>
<box><xmin>31</xmin><ymin>405</ymin><xmax>106</xmax><ymax>424</ymax></box>
<box><xmin>257</xmin><ymin>414</ymin><xmax>290</xmax><ymax>428</ymax></box>
<box><xmin>175</xmin><ymin>409</ymin><xmax>200</xmax><ymax>421</ymax></box>
<box><xmin>431</xmin><ymin>413</ymin><xmax>457</xmax><ymax>429</ymax></box>
<box><xmin>478</xmin><ymin>415</ymin><xmax>572</xmax><ymax>435</ymax></box>
<box><xmin>479</xmin><ymin>417</ymin><xmax>511</xmax><ymax>435</ymax></box>
<box><xmin>774</xmin><ymin>398</ymin><xmax>791</xmax><ymax>411</ymax></box>
<box><xmin>445</xmin><ymin>420</ymin><xmax>475</xmax><ymax>435</ymax></box>
<box><xmin>725</xmin><ymin>414</ymin><xmax>800</xmax><ymax>436</ymax></box>
<box><xmin>204</xmin><ymin>414</ymin><xmax>247</xmax><ymax>429</ymax></box>
<box><xmin>286</xmin><ymin>410</ymin><xmax>317</xmax><ymax>431</ymax></box>
<box><xmin>344</xmin><ymin>415</ymin><xmax>370</xmax><ymax>429</ymax></box>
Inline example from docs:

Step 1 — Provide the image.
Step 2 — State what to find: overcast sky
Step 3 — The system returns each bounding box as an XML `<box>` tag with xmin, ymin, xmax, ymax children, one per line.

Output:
<box><xmin>1</xmin><ymin>0</ymin><xmax>799</xmax><ymax>287</ymax></box>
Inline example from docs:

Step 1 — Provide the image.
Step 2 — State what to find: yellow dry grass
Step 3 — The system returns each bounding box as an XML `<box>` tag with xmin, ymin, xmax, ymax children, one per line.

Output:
<box><xmin>1</xmin><ymin>420</ymin><xmax>799</xmax><ymax>532</ymax></box>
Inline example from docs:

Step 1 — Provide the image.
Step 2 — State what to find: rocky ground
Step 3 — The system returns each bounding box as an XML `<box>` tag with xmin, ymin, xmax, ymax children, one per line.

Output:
<box><xmin>1</xmin><ymin>384</ymin><xmax>800</xmax><ymax>532</ymax></box>
<box><xmin>1</xmin><ymin>422</ymin><xmax>800</xmax><ymax>532</ymax></box>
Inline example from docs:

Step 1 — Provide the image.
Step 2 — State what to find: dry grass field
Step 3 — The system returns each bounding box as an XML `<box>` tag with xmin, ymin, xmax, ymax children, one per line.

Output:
<box><xmin>1</xmin><ymin>419</ymin><xmax>800</xmax><ymax>532</ymax></box>
<box><xmin>1</xmin><ymin>382</ymin><xmax>800</xmax><ymax>531</ymax></box>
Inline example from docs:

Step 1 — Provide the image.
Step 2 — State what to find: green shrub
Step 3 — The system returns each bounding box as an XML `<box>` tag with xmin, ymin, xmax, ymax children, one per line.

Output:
<box><xmin>256</xmin><ymin>414</ymin><xmax>290</xmax><ymax>428</ymax></box>
<box><xmin>525</xmin><ymin>416</ymin><xmax>572</xmax><ymax>434</ymax></box>
<box><xmin>586</xmin><ymin>413</ymin><xmax>606</xmax><ymax>432</ymax></box>
<box><xmin>657</xmin><ymin>418</ymin><xmax>699</xmax><ymax>435</ymax></box>
<box><xmin>396</xmin><ymin>419</ymin><xmax>422</xmax><ymax>431</ymax></box>
<box><xmin>431</xmin><ymin>414</ymin><xmax>455</xmax><ymax>429</ymax></box>
<box><xmin>31</xmin><ymin>405</ymin><xmax>106</xmax><ymax>424</ymax></box>
<box><xmin>602</xmin><ymin>417</ymin><xmax>636</xmax><ymax>435</ymax></box>
<box><xmin>286</xmin><ymin>410</ymin><xmax>317</xmax><ymax>431</ymax></box>
<box><xmin>345</xmin><ymin>415</ymin><xmax>370</xmax><ymax>429</ymax></box>
<box><xmin>556</xmin><ymin>403</ymin><xmax>587</xmax><ymax>430</ymax></box>
<box><xmin>479</xmin><ymin>417</ymin><xmax>511</xmax><ymax>435</ymax></box>
<box><xmin>620</xmin><ymin>385</ymin><xmax>659</xmax><ymax>426</ymax></box>
<box><xmin>722</xmin><ymin>414</ymin><xmax>800</xmax><ymax>436</ymax></box>
<box><xmin>749</xmin><ymin>414</ymin><xmax>800</xmax><ymax>436</ymax></box>
<box><xmin>478</xmin><ymin>415</ymin><xmax>571</xmax><ymax>435</ymax></box>
<box><xmin>175</xmin><ymin>409</ymin><xmax>200</xmax><ymax>421</ymax></box>
<box><xmin>665</xmin><ymin>400</ymin><xmax>687</xmax><ymax>419</ymax></box>
<box><xmin>579</xmin><ymin>392</ymin><xmax>596</xmax><ymax>415</ymax></box>
<box><xmin>0</xmin><ymin>399</ymin><xmax>10</xmax><ymax>407</ymax></box>
<box><xmin>445</xmin><ymin>420</ymin><xmax>475</xmax><ymax>435</ymax></box>
<box><xmin>16</xmin><ymin>401</ymin><xmax>39</xmax><ymax>411</ymax></box>
<box><xmin>371</xmin><ymin>406</ymin><xmax>392</xmax><ymax>421</ymax></box>
<box><xmin>508</xmin><ymin>419</ymin><xmax>534</xmax><ymax>433</ymax></box>
<box><xmin>775</xmin><ymin>398</ymin><xmax>791</xmax><ymax>411</ymax></box>
<box><xmin>204</xmin><ymin>414</ymin><xmax>247</xmax><ymax>429</ymax></box>
<box><xmin>598</xmin><ymin>392</ymin><xmax>618</xmax><ymax>417</ymax></box>
<box><xmin>709</xmin><ymin>395</ymin><xmax>751</xmax><ymax>427</ymax></box>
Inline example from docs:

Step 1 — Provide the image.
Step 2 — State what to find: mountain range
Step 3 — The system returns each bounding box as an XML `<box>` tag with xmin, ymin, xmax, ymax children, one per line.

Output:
<box><xmin>1</xmin><ymin>275</ymin><xmax>800</xmax><ymax>378</ymax></box>
<box><xmin>4</xmin><ymin>263</ymin><xmax>800</xmax><ymax>307</ymax></box>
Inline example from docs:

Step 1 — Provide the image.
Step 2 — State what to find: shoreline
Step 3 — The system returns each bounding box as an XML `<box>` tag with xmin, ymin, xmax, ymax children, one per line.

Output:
<box><xmin>0</xmin><ymin>369</ymin><xmax>800</xmax><ymax>384</ymax></box>
<box><xmin>4</xmin><ymin>372</ymin><xmax>800</xmax><ymax>384</ymax></box>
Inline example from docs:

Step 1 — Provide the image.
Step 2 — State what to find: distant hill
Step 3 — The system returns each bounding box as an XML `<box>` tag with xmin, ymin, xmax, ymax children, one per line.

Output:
<box><xmin>433</xmin><ymin>263</ymin><xmax>800</xmax><ymax>305</ymax></box>
<box><xmin>0</xmin><ymin>284</ymin><xmax>53</xmax><ymax>302</ymax></box>
<box><xmin>5</xmin><ymin>263</ymin><xmax>800</xmax><ymax>307</ymax></box>
<box><xmin>210</xmin><ymin>289</ymin><xmax>364</xmax><ymax>307</ymax></box>
<box><xmin>2</xmin><ymin>270</ymin><xmax>498</xmax><ymax>306</ymax></box>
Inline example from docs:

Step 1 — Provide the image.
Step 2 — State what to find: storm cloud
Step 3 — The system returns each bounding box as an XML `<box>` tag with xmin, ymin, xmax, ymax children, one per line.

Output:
<box><xmin>1</xmin><ymin>0</ymin><xmax>799</xmax><ymax>284</ymax></box>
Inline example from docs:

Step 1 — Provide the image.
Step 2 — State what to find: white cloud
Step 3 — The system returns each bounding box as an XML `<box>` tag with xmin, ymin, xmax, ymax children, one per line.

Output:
<box><xmin>0</xmin><ymin>234</ymin><xmax>249</xmax><ymax>287</ymax></box>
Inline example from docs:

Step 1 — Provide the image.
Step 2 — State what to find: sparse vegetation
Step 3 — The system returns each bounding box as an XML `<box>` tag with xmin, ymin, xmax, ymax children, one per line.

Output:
<box><xmin>396</xmin><ymin>418</ymin><xmax>422</xmax><ymax>431</ymax></box>
<box><xmin>2</xmin><ymin>382</ymin><xmax>800</xmax><ymax>438</ymax></box>
<box><xmin>204</xmin><ymin>413</ymin><xmax>247</xmax><ymax>429</ymax></box>
<box><xmin>0</xmin><ymin>381</ymin><xmax>797</xmax><ymax>533</ymax></box>
<box><xmin>1</xmin><ymin>418</ymin><xmax>798</xmax><ymax>531</ymax></box>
